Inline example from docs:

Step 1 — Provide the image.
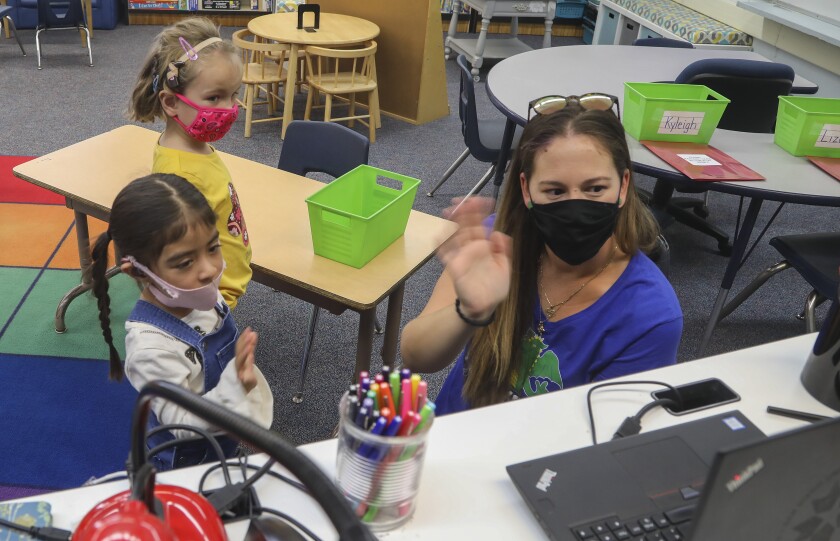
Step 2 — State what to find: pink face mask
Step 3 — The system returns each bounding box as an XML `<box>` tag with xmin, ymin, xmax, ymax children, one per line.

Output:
<box><xmin>172</xmin><ymin>93</ymin><xmax>238</xmax><ymax>143</ymax></box>
<box><xmin>124</xmin><ymin>255</ymin><xmax>224</xmax><ymax>312</ymax></box>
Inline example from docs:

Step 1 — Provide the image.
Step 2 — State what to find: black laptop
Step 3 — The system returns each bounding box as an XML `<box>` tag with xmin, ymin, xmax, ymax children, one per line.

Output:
<box><xmin>507</xmin><ymin>410</ymin><xmax>840</xmax><ymax>541</ymax></box>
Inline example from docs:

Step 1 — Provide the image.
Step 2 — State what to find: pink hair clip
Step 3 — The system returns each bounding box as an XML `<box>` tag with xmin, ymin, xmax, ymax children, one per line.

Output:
<box><xmin>179</xmin><ymin>37</ymin><xmax>199</xmax><ymax>61</ymax></box>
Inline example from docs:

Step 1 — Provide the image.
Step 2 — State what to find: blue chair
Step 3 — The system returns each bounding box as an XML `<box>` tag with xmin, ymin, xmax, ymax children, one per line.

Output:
<box><xmin>426</xmin><ymin>54</ymin><xmax>522</xmax><ymax>199</ymax></box>
<box><xmin>0</xmin><ymin>4</ymin><xmax>26</xmax><ymax>56</ymax></box>
<box><xmin>631</xmin><ymin>37</ymin><xmax>694</xmax><ymax>48</ymax></box>
<box><xmin>645</xmin><ymin>59</ymin><xmax>794</xmax><ymax>255</ymax></box>
<box><xmin>277</xmin><ymin>120</ymin><xmax>370</xmax><ymax>404</ymax></box>
<box><xmin>10</xmin><ymin>0</ymin><xmax>117</xmax><ymax>29</ymax></box>
<box><xmin>718</xmin><ymin>233</ymin><xmax>840</xmax><ymax>333</ymax></box>
<box><xmin>35</xmin><ymin>0</ymin><xmax>93</xmax><ymax>69</ymax></box>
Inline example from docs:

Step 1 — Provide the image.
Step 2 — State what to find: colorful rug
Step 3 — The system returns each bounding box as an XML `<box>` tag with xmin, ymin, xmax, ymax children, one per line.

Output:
<box><xmin>0</xmin><ymin>156</ymin><xmax>140</xmax><ymax>501</ymax></box>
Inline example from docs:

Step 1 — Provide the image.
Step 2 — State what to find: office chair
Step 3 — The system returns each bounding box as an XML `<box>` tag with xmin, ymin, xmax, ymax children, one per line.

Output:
<box><xmin>277</xmin><ymin>120</ymin><xmax>371</xmax><ymax>404</ymax></box>
<box><xmin>427</xmin><ymin>54</ymin><xmax>521</xmax><ymax>199</ymax></box>
<box><xmin>631</xmin><ymin>37</ymin><xmax>694</xmax><ymax>48</ymax></box>
<box><xmin>0</xmin><ymin>4</ymin><xmax>26</xmax><ymax>56</ymax></box>
<box><xmin>35</xmin><ymin>0</ymin><xmax>93</xmax><ymax>69</ymax></box>
<box><xmin>647</xmin><ymin>58</ymin><xmax>794</xmax><ymax>255</ymax></box>
<box><xmin>716</xmin><ymin>233</ymin><xmax>840</xmax><ymax>333</ymax></box>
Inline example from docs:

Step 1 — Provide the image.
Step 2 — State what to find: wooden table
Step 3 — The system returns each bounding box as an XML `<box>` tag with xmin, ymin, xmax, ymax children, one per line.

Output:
<box><xmin>247</xmin><ymin>12</ymin><xmax>380</xmax><ymax>138</ymax></box>
<box><xmin>12</xmin><ymin>125</ymin><xmax>455</xmax><ymax>380</ymax></box>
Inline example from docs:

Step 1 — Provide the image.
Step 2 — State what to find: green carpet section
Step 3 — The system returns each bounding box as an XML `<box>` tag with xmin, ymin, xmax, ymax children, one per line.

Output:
<box><xmin>0</xmin><ymin>268</ymin><xmax>40</xmax><ymax>327</ymax></box>
<box><xmin>0</xmin><ymin>269</ymin><xmax>139</xmax><ymax>360</ymax></box>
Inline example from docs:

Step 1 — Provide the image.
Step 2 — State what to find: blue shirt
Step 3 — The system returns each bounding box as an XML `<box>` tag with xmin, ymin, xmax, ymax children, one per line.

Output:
<box><xmin>435</xmin><ymin>252</ymin><xmax>683</xmax><ymax>415</ymax></box>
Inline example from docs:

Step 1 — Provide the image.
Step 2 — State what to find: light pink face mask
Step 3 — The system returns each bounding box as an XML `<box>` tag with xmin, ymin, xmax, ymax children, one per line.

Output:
<box><xmin>124</xmin><ymin>255</ymin><xmax>224</xmax><ymax>312</ymax></box>
<box><xmin>172</xmin><ymin>93</ymin><xmax>239</xmax><ymax>143</ymax></box>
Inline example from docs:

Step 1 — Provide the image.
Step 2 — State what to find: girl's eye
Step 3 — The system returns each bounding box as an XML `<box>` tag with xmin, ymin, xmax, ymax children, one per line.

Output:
<box><xmin>175</xmin><ymin>260</ymin><xmax>192</xmax><ymax>270</ymax></box>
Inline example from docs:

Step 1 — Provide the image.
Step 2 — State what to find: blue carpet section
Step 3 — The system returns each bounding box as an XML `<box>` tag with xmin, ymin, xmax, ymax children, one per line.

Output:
<box><xmin>0</xmin><ymin>353</ymin><xmax>138</xmax><ymax>490</ymax></box>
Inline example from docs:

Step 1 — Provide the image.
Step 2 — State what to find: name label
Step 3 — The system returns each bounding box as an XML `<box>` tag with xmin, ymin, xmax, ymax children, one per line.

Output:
<box><xmin>677</xmin><ymin>154</ymin><xmax>721</xmax><ymax>167</ymax></box>
<box><xmin>815</xmin><ymin>124</ymin><xmax>840</xmax><ymax>148</ymax></box>
<box><xmin>658</xmin><ymin>111</ymin><xmax>705</xmax><ymax>135</ymax></box>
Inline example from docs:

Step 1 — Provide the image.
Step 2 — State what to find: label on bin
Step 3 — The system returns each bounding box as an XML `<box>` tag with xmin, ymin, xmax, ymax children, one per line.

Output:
<box><xmin>658</xmin><ymin>111</ymin><xmax>704</xmax><ymax>136</ymax></box>
<box><xmin>815</xmin><ymin>124</ymin><xmax>840</xmax><ymax>148</ymax></box>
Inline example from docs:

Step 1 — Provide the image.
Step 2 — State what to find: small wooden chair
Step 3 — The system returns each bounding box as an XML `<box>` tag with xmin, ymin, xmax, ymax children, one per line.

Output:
<box><xmin>231</xmin><ymin>29</ymin><xmax>290</xmax><ymax>138</ymax></box>
<box><xmin>303</xmin><ymin>40</ymin><xmax>380</xmax><ymax>143</ymax></box>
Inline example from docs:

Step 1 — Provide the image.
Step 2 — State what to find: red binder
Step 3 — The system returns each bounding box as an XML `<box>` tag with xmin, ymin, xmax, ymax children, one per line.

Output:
<box><xmin>641</xmin><ymin>141</ymin><xmax>765</xmax><ymax>182</ymax></box>
<box><xmin>808</xmin><ymin>156</ymin><xmax>840</xmax><ymax>182</ymax></box>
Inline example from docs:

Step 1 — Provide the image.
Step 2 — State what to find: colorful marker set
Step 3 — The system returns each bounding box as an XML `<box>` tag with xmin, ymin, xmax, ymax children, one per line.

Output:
<box><xmin>344</xmin><ymin>366</ymin><xmax>436</xmax><ymax>440</ymax></box>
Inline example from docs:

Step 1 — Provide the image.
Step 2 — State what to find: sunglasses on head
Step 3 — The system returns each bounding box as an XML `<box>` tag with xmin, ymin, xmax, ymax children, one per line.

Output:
<box><xmin>527</xmin><ymin>93</ymin><xmax>620</xmax><ymax>122</ymax></box>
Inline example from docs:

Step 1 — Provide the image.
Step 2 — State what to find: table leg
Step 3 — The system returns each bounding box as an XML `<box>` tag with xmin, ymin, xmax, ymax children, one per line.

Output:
<box><xmin>381</xmin><ymin>284</ymin><xmax>405</xmax><ymax>366</ymax></box>
<box><xmin>696</xmin><ymin>197</ymin><xmax>764</xmax><ymax>357</ymax></box>
<box><xmin>492</xmin><ymin>118</ymin><xmax>516</xmax><ymax>200</ymax></box>
<box><xmin>281</xmin><ymin>43</ymin><xmax>299</xmax><ymax>139</ymax></box>
<box><xmin>55</xmin><ymin>210</ymin><xmax>92</xmax><ymax>332</ymax></box>
<box><xmin>542</xmin><ymin>14</ymin><xmax>553</xmax><ymax>48</ymax></box>
<box><xmin>471</xmin><ymin>15</ymin><xmax>490</xmax><ymax>79</ymax></box>
<box><xmin>355</xmin><ymin>308</ymin><xmax>376</xmax><ymax>380</ymax></box>
<box><xmin>445</xmin><ymin>0</ymin><xmax>460</xmax><ymax>59</ymax></box>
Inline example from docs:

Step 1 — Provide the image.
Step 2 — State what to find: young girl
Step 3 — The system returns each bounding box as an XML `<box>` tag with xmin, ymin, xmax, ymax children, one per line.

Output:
<box><xmin>128</xmin><ymin>17</ymin><xmax>251</xmax><ymax>309</ymax></box>
<box><xmin>401</xmin><ymin>103</ymin><xmax>683</xmax><ymax>414</ymax></box>
<box><xmin>89</xmin><ymin>173</ymin><xmax>273</xmax><ymax>471</ymax></box>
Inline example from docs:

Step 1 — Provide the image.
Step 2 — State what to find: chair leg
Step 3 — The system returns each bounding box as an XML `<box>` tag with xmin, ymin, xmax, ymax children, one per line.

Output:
<box><xmin>304</xmin><ymin>83</ymin><xmax>314</xmax><ymax>120</ymax></box>
<box><xmin>718</xmin><ymin>261</ymin><xmax>790</xmax><ymax>320</ymax></box>
<box><xmin>428</xmin><ymin>147</ymin><xmax>470</xmax><ymax>197</ymax></box>
<box><xmin>348</xmin><ymin>92</ymin><xmax>356</xmax><ymax>128</ymax></box>
<box><xmin>324</xmin><ymin>93</ymin><xmax>332</xmax><ymax>123</ymax></box>
<box><xmin>803</xmin><ymin>290</ymin><xmax>823</xmax><ymax>333</ymax></box>
<box><xmin>293</xmin><ymin>304</ymin><xmax>320</xmax><ymax>404</ymax></box>
<box><xmin>82</xmin><ymin>26</ymin><xmax>92</xmax><ymax>67</ymax></box>
<box><xmin>374</xmin><ymin>316</ymin><xmax>383</xmax><ymax>335</ymax></box>
<box><xmin>5</xmin><ymin>17</ymin><xmax>25</xmax><ymax>56</ymax></box>
<box><xmin>244</xmin><ymin>84</ymin><xmax>254</xmax><ymax>138</ymax></box>
<box><xmin>368</xmin><ymin>89</ymin><xmax>380</xmax><ymax>143</ymax></box>
<box><xmin>452</xmin><ymin>164</ymin><xmax>496</xmax><ymax>214</ymax></box>
<box><xmin>35</xmin><ymin>28</ymin><xmax>43</xmax><ymax>69</ymax></box>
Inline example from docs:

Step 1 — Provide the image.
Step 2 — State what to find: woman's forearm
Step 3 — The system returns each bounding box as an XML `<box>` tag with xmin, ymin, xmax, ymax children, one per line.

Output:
<box><xmin>400</xmin><ymin>302</ymin><xmax>477</xmax><ymax>374</ymax></box>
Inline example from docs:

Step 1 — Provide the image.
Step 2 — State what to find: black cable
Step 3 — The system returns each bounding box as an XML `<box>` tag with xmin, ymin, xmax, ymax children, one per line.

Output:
<box><xmin>0</xmin><ymin>516</ymin><xmax>71</xmax><ymax>541</ymax></box>
<box><xmin>612</xmin><ymin>398</ymin><xmax>679</xmax><ymax>440</ymax></box>
<box><xmin>146</xmin><ymin>423</ymin><xmax>232</xmax><ymax>484</ymax></box>
<box><xmin>199</xmin><ymin>459</ymin><xmax>309</xmax><ymax>494</ymax></box>
<box><xmin>258</xmin><ymin>507</ymin><xmax>324</xmax><ymax>541</ymax></box>
<box><xmin>586</xmin><ymin>380</ymin><xmax>683</xmax><ymax>445</ymax></box>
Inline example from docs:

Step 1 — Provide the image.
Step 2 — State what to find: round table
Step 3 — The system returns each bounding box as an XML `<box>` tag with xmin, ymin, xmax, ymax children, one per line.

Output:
<box><xmin>248</xmin><ymin>12</ymin><xmax>380</xmax><ymax>138</ymax></box>
<box><xmin>485</xmin><ymin>45</ymin><xmax>839</xmax><ymax>356</ymax></box>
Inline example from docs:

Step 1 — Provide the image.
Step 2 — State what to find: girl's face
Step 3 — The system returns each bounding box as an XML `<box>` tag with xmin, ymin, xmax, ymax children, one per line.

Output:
<box><xmin>149</xmin><ymin>222</ymin><xmax>223</xmax><ymax>292</ymax></box>
<box><xmin>519</xmin><ymin>134</ymin><xmax>630</xmax><ymax>207</ymax></box>
<box><xmin>172</xmin><ymin>51</ymin><xmax>242</xmax><ymax>124</ymax></box>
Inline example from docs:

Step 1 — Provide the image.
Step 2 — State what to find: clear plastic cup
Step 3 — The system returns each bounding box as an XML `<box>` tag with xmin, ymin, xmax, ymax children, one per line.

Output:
<box><xmin>335</xmin><ymin>392</ymin><xmax>432</xmax><ymax>531</ymax></box>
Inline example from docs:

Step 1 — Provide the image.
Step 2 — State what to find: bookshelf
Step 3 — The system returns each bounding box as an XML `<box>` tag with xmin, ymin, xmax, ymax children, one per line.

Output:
<box><xmin>127</xmin><ymin>0</ymin><xmax>273</xmax><ymax>25</ymax></box>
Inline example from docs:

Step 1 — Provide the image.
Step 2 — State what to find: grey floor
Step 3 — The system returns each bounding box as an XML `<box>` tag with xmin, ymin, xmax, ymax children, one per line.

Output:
<box><xmin>1</xmin><ymin>24</ymin><xmax>837</xmax><ymax>446</ymax></box>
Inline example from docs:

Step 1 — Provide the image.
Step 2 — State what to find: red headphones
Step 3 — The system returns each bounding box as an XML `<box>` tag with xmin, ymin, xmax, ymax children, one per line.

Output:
<box><xmin>71</xmin><ymin>381</ymin><xmax>375</xmax><ymax>541</ymax></box>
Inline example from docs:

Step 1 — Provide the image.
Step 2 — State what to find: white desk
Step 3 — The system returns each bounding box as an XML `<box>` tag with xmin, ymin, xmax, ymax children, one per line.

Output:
<box><xmin>7</xmin><ymin>333</ymin><xmax>834</xmax><ymax>539</ymax></box>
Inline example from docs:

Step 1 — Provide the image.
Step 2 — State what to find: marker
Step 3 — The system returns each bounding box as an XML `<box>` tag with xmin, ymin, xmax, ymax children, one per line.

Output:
<box><xmin>416</xmin><ymin>381</ymin><xmax>428</xmax><ymax>412</ymax></box>
<box><xmin>379</xmin><ymin>407</ymin><xmax>392</xmax><ymax>425</ymax></box>
<box><xmin>346</xmin><ymin>394</ymin><xmax>360</xmax><ymax>424</ymax></box>
<box><xmin>355</xmin><ymin>397</ymin><xmax>373</xmax><ymax>429</ymax></box>
<box><xmin>400</xmin><ymin>368</ymin><xmax>411</xmax><ymax>381</ymax></box>
<box><xmin>360</xmin><ymin>377</ymin><xmax>371</xmax><ymax>396</ymax></box>
<box><xmin>400</xmin><ymin>378</ymin><xmax>412</xmax><ymax>420</ymax></box>
<box><xmin>389</xmin><ymin>371</ymin><xmax>401</xmax><ymax>407</ymax></box>
<box><xmin>384</xmin><ymin>415</ymin><xmax>403</xmax><ymax>437</ymax></box>
<box><xmin>368</xmin><ymin>385</ymin><xmax>380</xmax><ymax>410</ymax></box>
<box><xmin>367</xmin><ymin>409</ymin><xmax>380</xmax><ymax>431</ymax></box>
<box><xmin>359</xmin><ymin>416</ymin><xmax>388</xmax><ymax>459</ymax></box>
<box><xmin>410</xmin><ymin>374</ymin><xmax>421</xmax><ymax>411</ymax></box>
<box><xmin>766</xmin><ymin>405</ymin><xmax>831</xmax><ymax>424</ymax></box>
<box><xmin>358</xmin><ymin>370</ymin><xmax>369</xmax><ymax>391</ymax></box>
<box><xmin>398</xmin><ymin>410</ymin><xmax>417</xmax><ymax>436</ymax></box>
<box><xmin>412</xmin><ymin>402</ymin><xmax>435</xmax><ymax>434</ymax></box>
<box><xmin>380</xmin><ymin>383</ymin><xmax>396</xmax><ymax>420</ymax></box>
<box><xmin>381</xmin><ymin>365</ymin><xmax>391</xmax><ymax>381</ymax></box>
<box><xmin>374</xmin><ymin>373</ymin><xmax>384</xmax><ymax>385</ymax></box>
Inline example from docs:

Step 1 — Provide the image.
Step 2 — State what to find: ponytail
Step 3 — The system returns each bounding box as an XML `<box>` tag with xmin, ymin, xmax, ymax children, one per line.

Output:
<box><xmin>87</xmin><ymin>230</ymin><xmax>123</xmax><ymax>381</ymax></box>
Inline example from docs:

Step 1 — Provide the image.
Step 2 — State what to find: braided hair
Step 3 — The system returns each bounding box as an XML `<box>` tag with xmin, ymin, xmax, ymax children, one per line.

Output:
<box><xmin>87</xmin><ymin>174</ymin><xmax>216</xmax><ymax>380</ymax></box>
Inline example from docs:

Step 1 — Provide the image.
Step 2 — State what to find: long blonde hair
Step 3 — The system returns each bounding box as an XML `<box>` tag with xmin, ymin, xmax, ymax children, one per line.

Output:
<box><xmin>127</xmin><ymin>17</ymin><xmax>239</xmax><ymax>123</ymax></box>
<box><xmin>462</xmin><ymin>106</ymin><xmax>660</xmax><ymax>407</ymax></box>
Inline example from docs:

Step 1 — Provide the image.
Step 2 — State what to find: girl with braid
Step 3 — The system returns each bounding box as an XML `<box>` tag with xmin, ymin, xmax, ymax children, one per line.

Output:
<box><xmin>88</xmin><ymin>173</ymin><xmax>272</xmax><ymax>471</ymax></box>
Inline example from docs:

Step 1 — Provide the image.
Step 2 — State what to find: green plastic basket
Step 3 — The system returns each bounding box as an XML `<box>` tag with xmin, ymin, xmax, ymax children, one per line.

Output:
<box><xmin>305</xmin><ymin>165</ymin><xmax>420</xmax><ymax>268</ymax></box>
<box><xmin>622</xmin><ymin>82</ymin><xmax>730</xmax><ymax>144</ymax></box>
<box><xmin>774</xmin><ymin>96</ymin><xmax>840</xmax><ymax>158</ymax></box>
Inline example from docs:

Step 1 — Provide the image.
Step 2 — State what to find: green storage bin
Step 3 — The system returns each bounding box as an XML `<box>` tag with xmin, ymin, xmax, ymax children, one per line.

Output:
<box><xmin>622</xmin><ymin>82</ymin><xmax>730</xmax><ymax>144</ymax></box>
<box><xmin>305</xmin><ymin>165</ymin><xmax>420</xmax><ymax>268</ymax></box>
<box><xmin>774</xmin><ymin>96</ymin><xmax>840</xmax><ymax>158</ymax></box>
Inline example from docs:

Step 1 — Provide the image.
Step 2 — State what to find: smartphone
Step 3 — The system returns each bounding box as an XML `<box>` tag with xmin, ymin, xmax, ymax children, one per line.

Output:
<box><xmin>651</xmin><ymin>378</ymin><xmax>740</xmax><ymax>416</ymax></box>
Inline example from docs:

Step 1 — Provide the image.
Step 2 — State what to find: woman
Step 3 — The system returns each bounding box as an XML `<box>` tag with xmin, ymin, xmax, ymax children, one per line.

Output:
<box><xmin>401</xmin><ymin>103</ymin><xmax>683</xmax><ymax>415</ymax></box>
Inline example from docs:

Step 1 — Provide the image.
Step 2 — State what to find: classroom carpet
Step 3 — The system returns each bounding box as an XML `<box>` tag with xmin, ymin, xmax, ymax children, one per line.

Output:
<box><xmin>0</xmin><ymin>156</ymin><xmax>140</xmax><ymax>501</ymax></box>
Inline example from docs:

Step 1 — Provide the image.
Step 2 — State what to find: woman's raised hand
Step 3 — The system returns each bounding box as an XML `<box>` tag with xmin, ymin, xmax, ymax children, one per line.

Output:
<box><xmin>439</xmin><ymin>197</ymin><xmax>513</xmax><ymax>321</ymax></box>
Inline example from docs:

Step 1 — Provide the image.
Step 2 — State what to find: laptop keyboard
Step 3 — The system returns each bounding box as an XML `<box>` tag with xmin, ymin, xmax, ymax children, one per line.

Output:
<box><xmin>571</xmin><ymin>504</ymin><xmax>696</xmax><ymax>541</ymax></box>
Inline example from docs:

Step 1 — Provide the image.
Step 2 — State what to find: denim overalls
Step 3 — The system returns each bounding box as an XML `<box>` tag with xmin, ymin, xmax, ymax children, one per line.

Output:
<box><xmin>127</xmin><ymin>300</ymin><xmax>240</xmax><ymax>471</ymax></box>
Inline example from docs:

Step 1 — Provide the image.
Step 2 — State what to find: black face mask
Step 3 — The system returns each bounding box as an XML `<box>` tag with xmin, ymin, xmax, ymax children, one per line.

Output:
<box><xmin>529</xmin><ymin>197</ymin><xmax>620</xmax><ymax>266</ymax></box>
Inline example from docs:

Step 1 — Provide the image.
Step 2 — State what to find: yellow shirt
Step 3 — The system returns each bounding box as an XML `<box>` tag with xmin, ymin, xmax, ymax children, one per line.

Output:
<box><xmin>152</xmin><ymin>144</ymin><xmax>252</xmax><ymax>309</ymax></box>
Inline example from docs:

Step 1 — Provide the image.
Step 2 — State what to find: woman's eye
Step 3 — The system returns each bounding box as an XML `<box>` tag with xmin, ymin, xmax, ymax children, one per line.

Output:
<box><xmin>588</xmin><ymin>185</ymin><xmax>607</xmax><ymax>193</ymax></box>
<box><xmin>209</xmin><ymin>243</ymin><xmax>222</xmax><ymax>254</ymax></box>
<box><xmin>548</xmin><ymin>188</ymin><xmax>565</xmax><ymax>196</ymax></box>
